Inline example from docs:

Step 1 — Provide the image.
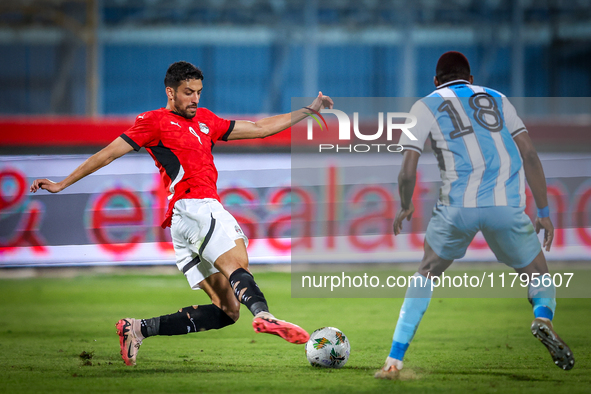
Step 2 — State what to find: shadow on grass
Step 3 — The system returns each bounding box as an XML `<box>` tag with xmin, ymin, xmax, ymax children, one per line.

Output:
<box><xmin>83</xmin><ymin>361</ymin><xmax>386</xmax><ymax>378</ymax></box>
<box><xmin>430</xmin><ymin>369</ymin><xmax>562</xmax><ymax>382</ymax></box>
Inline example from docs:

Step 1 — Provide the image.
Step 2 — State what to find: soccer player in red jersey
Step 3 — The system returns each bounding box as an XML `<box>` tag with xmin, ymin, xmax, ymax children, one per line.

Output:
<box><xmin>30</xmin><ymin>61</ymin><xmax>333</xmax><ymax>366</ymax></box>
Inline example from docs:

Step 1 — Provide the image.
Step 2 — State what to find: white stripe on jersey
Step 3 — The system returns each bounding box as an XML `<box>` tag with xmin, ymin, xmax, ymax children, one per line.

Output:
<box><xmin>168</xmin><ymin>164</ymin><xmax>186</xmax><ymax>200</ymax></box>
<box><xmin>469</xmin><ymin>85</ymin><xmax>511</xmax><ymax>206</ymax></box>
<box><xmin>438</xmin><ymin>87</ymin><xmax>486</xmax><ymax>208</ymax></box>
<box><xmin>428</xmin><ymin>111</ymin><xmax>457</xmax><ymax>206</ymax></box>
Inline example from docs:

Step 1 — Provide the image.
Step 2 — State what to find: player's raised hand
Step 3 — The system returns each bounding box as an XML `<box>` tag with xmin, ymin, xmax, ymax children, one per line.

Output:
<box><xmin>309</xmin><ymin>91</ymin><xmax>334</xmax><ymax>111</ymax></box>
<box><xmin>30</xmin><ymin>178</ymin><xmax>63</xmax><ymax>194</ymax></box>
<box><xmin>393</xmin><ymin>202</ymin><xmax>415</xmax><ymax>236</ymax></box>
<box><xmin>535</xmin><ymin>216</ymin><xmax>554</xmax><ymax>252</ymax></box>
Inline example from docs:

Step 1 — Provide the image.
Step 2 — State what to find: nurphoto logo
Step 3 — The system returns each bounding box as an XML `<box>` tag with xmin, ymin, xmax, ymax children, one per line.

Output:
<box><xmin>304</xmin><ymin>107</ymin><xmax>418</xmax><ymax>153</ymax></box>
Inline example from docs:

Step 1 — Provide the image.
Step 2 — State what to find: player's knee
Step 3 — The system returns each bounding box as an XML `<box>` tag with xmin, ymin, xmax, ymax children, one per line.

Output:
<box><xmin>419</xmin><ymin>253</ymin><xmax>452</xmax><ymax>277</ymax></box>
<box><xmin>220</xmin><ymin>301</ymin><xmax>240</xmax><ymax>322</ymax></box>
<box><xmin>515</xmin><ymin>251</ymin><xmax>549</xmax><ymax>279</ymax></box>
<box><xmin>215</xmin><ymin>255</ymin><xmax>249</xmax><ymax>279</ymax></box>
<box><xmin>207</xmin><ymin>297</ymin><xmax>238</xmax><ymax>322</ymax></box>
<box><xmin>214</xmin><ymin>294</ymin><xmax>240</xmax><ymax>322</ymax></box>
<box><xmin>418</xmin><ymin>267</ymin><xmax>434</xmax><ymax>277</ymax></box>
<box><xmin>418</xmin><ymin>262</ymin><xmax>447</xmax><ymax>277</ymax></box>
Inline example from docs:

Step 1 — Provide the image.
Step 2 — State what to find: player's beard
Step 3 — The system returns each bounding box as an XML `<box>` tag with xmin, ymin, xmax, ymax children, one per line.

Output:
<box><xmin>173</xmin><ymin>95</ymin><xmax>197</xmax><ymax>119</ymax></box>
<box><xmin>178</xmin><ymin>107</ymin><xmax>196</xmax><ymax>119</ymax></box>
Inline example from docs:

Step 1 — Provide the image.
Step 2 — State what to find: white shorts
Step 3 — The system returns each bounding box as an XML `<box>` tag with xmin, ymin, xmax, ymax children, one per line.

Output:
<box><xmin>170</xmin><ymin>198</ymin><xmax>248</xmax><ymax>289</ymax></box>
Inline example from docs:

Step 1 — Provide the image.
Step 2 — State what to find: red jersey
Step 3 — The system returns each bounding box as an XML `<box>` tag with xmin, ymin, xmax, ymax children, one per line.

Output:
<box><xmin>121</xmin><ymin>108</ymin><xmax>235</xmax><ymax>228</ymax></box>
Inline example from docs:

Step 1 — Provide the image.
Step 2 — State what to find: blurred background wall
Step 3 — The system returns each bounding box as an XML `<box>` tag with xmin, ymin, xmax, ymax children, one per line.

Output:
<box><xmin>1</xmin><ymin>0</ymin><xmax>591</xmax><ymax>117</ymax></box>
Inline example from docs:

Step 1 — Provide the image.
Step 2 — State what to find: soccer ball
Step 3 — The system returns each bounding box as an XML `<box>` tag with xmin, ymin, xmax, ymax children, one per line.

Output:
<box><xmin>305</xmin><ymin>327</ymin><xmax>350</xmax><ymax>368</ymax></box>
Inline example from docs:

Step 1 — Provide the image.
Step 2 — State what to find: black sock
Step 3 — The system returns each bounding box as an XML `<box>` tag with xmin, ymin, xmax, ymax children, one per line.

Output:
<box><xmin>229</xmin><ymin>268</ymin><xmax>269</xmax><ymax>316</ymax></box>
<box><xmin>140</xmin><ymin>304</ymin><xmax>235</xmax><ymax>337</ymax></box>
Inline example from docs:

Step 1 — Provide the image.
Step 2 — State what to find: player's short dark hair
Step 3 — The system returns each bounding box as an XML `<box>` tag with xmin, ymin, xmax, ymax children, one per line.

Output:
<box><xmin>435</xmin><ymin>51</ymin><xmax>471</xmax><ymax>84</ymax></box>
<box><xmin>164</xmin><ymin>61</ymin><xmax>204</xmax><ymax>90</ymax></box>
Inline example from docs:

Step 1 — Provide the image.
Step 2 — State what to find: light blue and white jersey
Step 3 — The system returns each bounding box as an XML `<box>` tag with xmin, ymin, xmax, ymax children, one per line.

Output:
<box><xmin>399</xmin><ymin>80</ymin><xmax>527</xmax><ymax>208</ymax></box>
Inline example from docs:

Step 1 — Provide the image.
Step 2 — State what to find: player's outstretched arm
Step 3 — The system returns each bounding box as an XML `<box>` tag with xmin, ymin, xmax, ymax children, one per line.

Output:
<box><xmin>393</xmin><ymin>150</ymin><xmax>420</xmax><ymax>236</ymax></box>
<box><xmin>227</xmin><ymin>91</ymin><xmax>333</xmax><ymax>141</ymax></box>
<box><xmin>30</xmin><ymin>137</ymin><xmax>134</xmax><ymax>194</ymax></box>
<box><xmin>513</xmin><ymin>132</ymin><xmax>554</xmax><ymax>251</ymax></box>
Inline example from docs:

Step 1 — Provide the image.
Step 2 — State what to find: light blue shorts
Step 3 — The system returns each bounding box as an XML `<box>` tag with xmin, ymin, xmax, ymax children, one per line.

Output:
<box><xmin>425</xmin><ymin>204</ymin><xmax>541</xmax><ymax>269</ymax></box>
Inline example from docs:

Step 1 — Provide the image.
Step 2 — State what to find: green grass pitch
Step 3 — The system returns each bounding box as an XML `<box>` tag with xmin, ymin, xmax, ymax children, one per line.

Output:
<box><xmin>0</xmin><ymin>270</ymin><xmax>589</xmax><ymax>393</ymax></box>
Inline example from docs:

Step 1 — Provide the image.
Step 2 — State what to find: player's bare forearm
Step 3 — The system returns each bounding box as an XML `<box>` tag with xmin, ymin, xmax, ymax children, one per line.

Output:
<box><xmin>393</xmin><ymin>176</ymin><xmax>416</xmax><ymax>235</ymax></box>
<box><xmin>228</xmin><ymin>92</ymin><xmax>333</xmax><ymax>140</ymax></box>
<box><xmin>253</xmin><ymin>110</ymin><xmax>308</xmax><ymax>138</ymax></box>
<box><xmin>514</xmin><ymin>133</ymin><xmax>548</xmax><ymax>209</ymax></box>
<box><xmin>398</xmin><ymin>175</ymin><xmax>416</xmax><ymax>210</ymax></box>
<box><xmin>513</xmin><ymin>132</ymin><xmax>554</xmax><ymax>250</ymax></box>
<box><xmin>398</xmin><ymin>150</ymin><xmax>420</xmax><ymax>209</ymax></box>
<box><xmin>393</xmin><ymin>150</ymin><xmax>420</xmax><ymax>235</ymax></box>
<box><xmin>522</xmin><ymin>151</ymin><xmax>549</xmax><ymax>208</ymax></box>
<box><xmin>60</xmin><ymin>146</ymin><xmax>121</xmax><ymax>188</ymax></box>
<box><xmin>228</xmin><ymin>114</ymin><xmax>291</xmax><ymax>141</ymax></box>
<box><xmin>30</xmin><ymin>137</ymin><xmax>133</xmax><ymax>194</ymax></box>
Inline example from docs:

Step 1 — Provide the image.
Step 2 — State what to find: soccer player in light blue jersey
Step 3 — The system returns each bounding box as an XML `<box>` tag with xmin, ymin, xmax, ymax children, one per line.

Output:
<box><xmin>375</xmin><ymin>51</ymin><xmax>574</xmax><ymax>379</ymax></box>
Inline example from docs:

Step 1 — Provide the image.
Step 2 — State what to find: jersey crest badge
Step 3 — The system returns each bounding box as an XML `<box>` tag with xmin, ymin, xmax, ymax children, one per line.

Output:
<box><xmin>198</xmin><ymin>122</ymin><xmax>210</xmax><ymax>135</ymax></box>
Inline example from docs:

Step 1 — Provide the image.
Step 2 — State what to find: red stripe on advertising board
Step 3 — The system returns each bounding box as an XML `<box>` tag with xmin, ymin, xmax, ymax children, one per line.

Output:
<box><xmin>0</xmin><ymin>116</ymin><xmax>293</xmax><ymax>147</ymax></box>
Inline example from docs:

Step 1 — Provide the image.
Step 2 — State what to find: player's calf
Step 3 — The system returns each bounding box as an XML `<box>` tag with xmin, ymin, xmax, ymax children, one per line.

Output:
<box><xmin>228</xmin><ymin>268</ymin><xmax>310</xmax><ymax>344</ymax></box>
<box><xmin>229</xmin><ymin>268</ymin><xmax>269</xmax><ymax>316</ymax></box>
<box><xmin>141</xmin><ymin>304</ymin><xmax>235</xmax><ymax>337</ymax></box>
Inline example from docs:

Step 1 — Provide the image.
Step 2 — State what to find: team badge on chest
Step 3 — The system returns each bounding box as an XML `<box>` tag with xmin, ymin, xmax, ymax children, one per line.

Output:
<box><xmin>198</xmin><ymin>122</ymin><xmax>210</xmax><ymax>135</ymax></box>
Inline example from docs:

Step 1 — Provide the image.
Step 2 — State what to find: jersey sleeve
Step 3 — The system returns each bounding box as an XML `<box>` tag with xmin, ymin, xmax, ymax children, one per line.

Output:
<box><xmin>502</xmin><ymin>97</ymin><xmax>527</xmax><ymax>138</ymax></box>
<box><xmin>201</xmin><ymin>108</ymin><xmax>235</xmax><ymax>143</ymax></box>
<box><xmin>398</xmin><ymin>100</ymin><xmax>433</xmax><ymax>154</ymax></box>
<box><xmin>120</xmin><ymin>111</ymin><xmax>161</xmax><ymax>151</ymax></box>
